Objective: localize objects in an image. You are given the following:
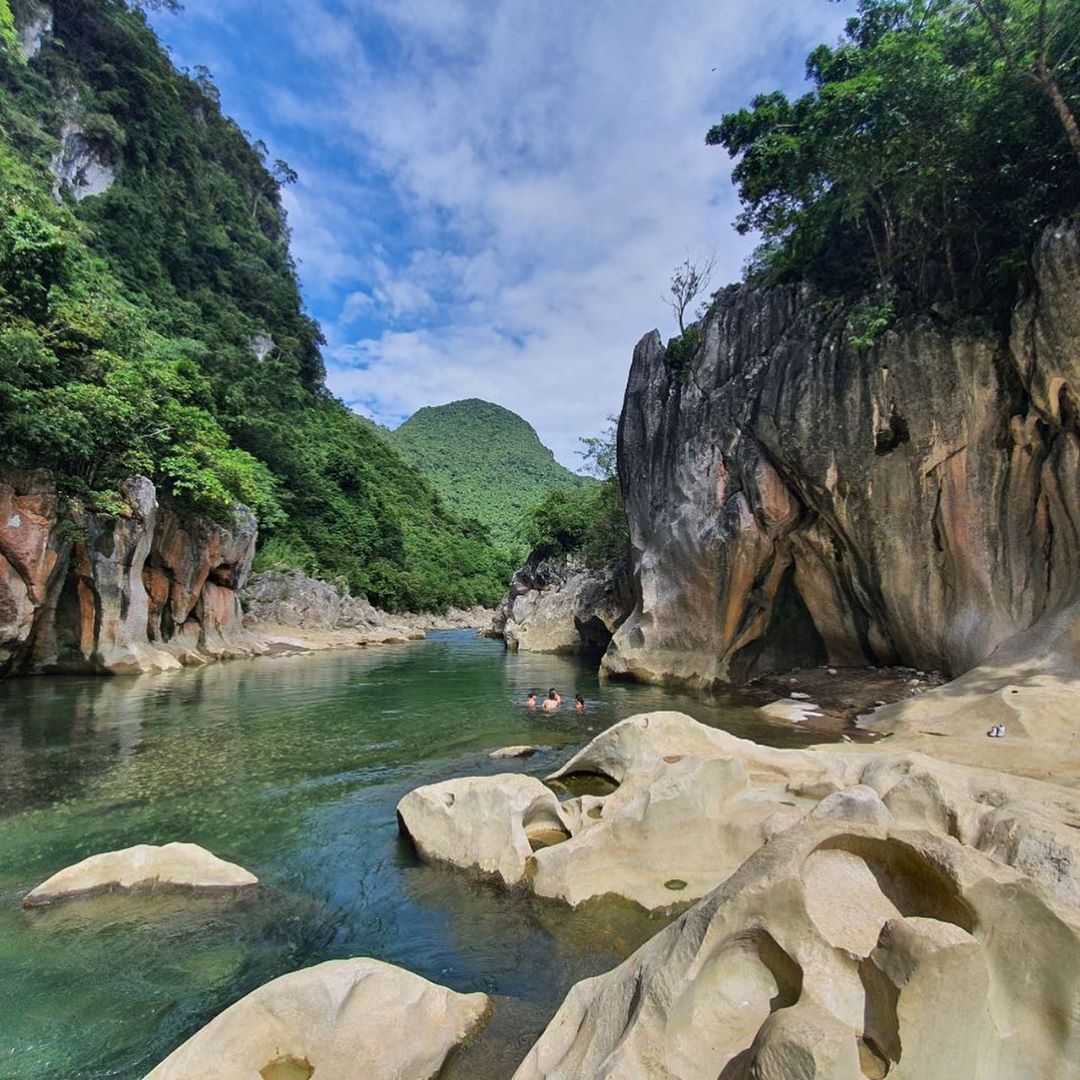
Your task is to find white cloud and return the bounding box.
[163,0,847,465]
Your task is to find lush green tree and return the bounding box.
[708,0,1080,317]
[524,420,629,568]
[0,0,513,610]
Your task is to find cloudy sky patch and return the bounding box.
[152,0,847,465]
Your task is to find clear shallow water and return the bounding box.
[0,632,825,1080]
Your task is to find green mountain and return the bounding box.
[0,0,512,611]
[391,399,587,554]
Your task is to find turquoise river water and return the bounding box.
[0,631,827,1079]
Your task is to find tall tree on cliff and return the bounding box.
[708,0,1080,316]
[970,0,1080,163]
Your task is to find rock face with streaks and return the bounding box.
[491,557,633,654]
[0,471,259,676]
[603,222,1080,689]
[144,958,490,1080]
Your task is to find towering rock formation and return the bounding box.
[0,471,257,676]
[603,222,1080,688]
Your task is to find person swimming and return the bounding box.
[574,694,585,712]
[525,690,537,709]
[542,688,560,711]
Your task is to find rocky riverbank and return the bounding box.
[397,707,1080,1078]
[0,471,492,678]
[604,221,1080,691]
[487,556,633,655]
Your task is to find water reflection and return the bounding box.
[0,632,825,1079]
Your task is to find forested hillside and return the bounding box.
[391,399,587,556]
[0,0,512,611]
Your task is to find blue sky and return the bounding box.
[150,0,847,467]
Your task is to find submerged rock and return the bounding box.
[22,842,257,907]
[489,745,544,759]
[512,820,1080,1080]
[144,958,490,1080]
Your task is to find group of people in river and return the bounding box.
[525,688,586,713]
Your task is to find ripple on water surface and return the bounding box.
[0,631,824,1080]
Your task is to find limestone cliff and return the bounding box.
[0,470,257,676]
[603,221,1080,689]
[490,557,633,655]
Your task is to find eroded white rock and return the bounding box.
[512,822,1080,1080]
[23,842,257,907]
[145,958,490,1080]
[397,774,571,886]
[399,712,1080,913]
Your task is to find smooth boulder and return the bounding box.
[397,774,571,886]
[145,958,490,1080]
[22,842,257,907]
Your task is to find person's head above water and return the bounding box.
[575,694,584,704]
[548,688,558,700]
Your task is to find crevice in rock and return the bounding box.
[874,407,911,457]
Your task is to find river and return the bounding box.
[0,631,827,1079]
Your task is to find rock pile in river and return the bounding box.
[399,711,1080,1078]
[398,712,1080,912]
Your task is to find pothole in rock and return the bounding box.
[857,1036,890,1078]
[527,827,571,852]
[803,835,976,958]
[549,773,619,798]
[260,1056,314,1080]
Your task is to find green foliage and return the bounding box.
[525,422,629,568]
[0,0,514,611]
[0,2,18,54]
[664,324,703,377]
[848,298,896,348]
[708,0,1080,318]
[390,398,587,557]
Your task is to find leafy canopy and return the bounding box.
[0,0,513,610]
[708,0,1080,317]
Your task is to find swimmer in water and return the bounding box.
[542,688,560,711]
[525,690,537,709]
[574,694,585,712]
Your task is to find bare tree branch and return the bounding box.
[665,255,716,335]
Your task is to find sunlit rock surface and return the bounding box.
[512,820,1080,1080]
[399,712,1080,913]
[398,774,572,887]
[22,842,257,907]
[604,222,1080,689]
[144,958,490,1080]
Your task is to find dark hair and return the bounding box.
[575,694,584,703]
[548,689,557,699]
[548,687,556,693]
